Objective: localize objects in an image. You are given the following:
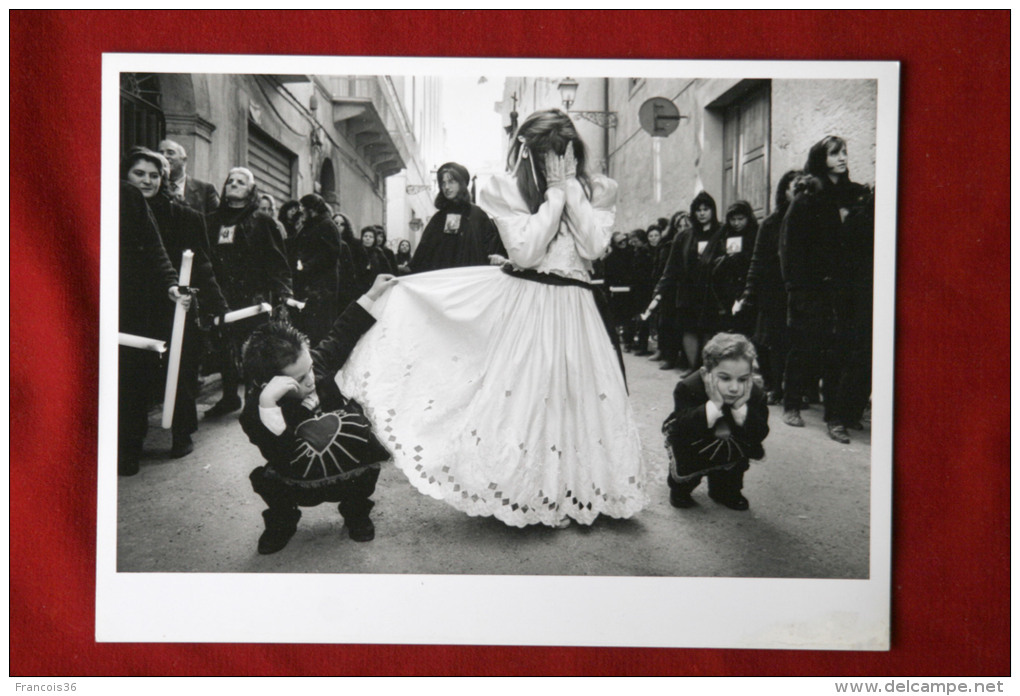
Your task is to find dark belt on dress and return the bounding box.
[501,263,627,391]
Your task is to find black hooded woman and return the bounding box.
[409,162,506,273]
[204,167,293,417]
[123,147,230,459]
[289,193,342,345]
[705,199,759,337]
[779,135,874,444]
[734,170,802,403]
[648,210,692,368]
[655,191,723,372]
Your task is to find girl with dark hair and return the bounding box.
[409,162,504,273]
[338,109,650,528]
[648,210,691,368]
[655,191,722,372]
[117,150,188,474]
[779,136,874,443]
[331,211,368,302]
[357,227,393,284]
[394,238,412,275]
[279,200,303,240]
[735,170,802,403]
[288,193,341,345]
[373,226,398,273]
[706,199,759,337]
[123,147,229,460]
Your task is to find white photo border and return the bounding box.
[98,53,899,650]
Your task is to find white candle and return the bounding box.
[118,333,167,353]
[223,302,272,324]
[162,250,194,430]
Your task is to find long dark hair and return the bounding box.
[506,109,592,214]
[299,192,330,220]
[434,162,473,210]
[805,135,849,183]
[774,169,803,212]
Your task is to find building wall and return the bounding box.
[144,72,434,244]
[607,76,878,234]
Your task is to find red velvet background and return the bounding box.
[10,11,1010,676]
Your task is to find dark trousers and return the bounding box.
[783,287,849,422]
[656,298,681,362]
[668,460,749,498]
[250,465,380,530]
[118,345,159,463]
[756,305,791,396]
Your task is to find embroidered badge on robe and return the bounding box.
[443,214,462,234]
[290,410,377,479]
[218,225,236,244]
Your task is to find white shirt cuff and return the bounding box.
[356,294,380,319]
[705,401,723,428]
[731,403,748,426]
[258,405,287,436]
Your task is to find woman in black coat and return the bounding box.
[779,135,873,444]
[289,194,342,345]
[705,199,759,337]
[649,210,691,368]
[125,148,230,459]
[735,169,801,403]
[409,162,505,273]
[359,227,393,285]
[118,156,188,474]
[656,191,722,371]
[333,212,369,298]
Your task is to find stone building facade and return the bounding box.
[495,75,877,233]
[119,72,440,245]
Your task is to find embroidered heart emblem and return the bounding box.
[295,413,342,454]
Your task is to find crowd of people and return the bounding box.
[598,135,874,446]
[118,119,872,552]
[116,138,443,476]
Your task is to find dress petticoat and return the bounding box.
[337,173,653,527]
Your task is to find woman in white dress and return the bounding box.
[338,109,652,527]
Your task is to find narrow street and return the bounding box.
[117,347,871,579]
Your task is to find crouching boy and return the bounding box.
[240,275,395,554]
[663,332,770,511]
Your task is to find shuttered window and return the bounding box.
[722,82,771,219]
[247,122,295,204]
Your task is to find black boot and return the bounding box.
[258,508,301,555]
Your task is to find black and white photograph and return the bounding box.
[98,54,899,649]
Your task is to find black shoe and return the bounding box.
[204,397,241,418]
[766,391,782,406]
[846,420,865,431]
[649,352,666,362]
[633,348,653,357]
[827,422,851,444]
[669,489,697,509]
[659,360,677,370]
[258,526,297,555]
[171,434,194,459]
[709,492,749,511]
[346,516,375,542]
[257,509,300,555]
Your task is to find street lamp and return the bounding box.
[557,77,617,129]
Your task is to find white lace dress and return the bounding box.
[337,173,652,527]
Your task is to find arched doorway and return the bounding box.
[319,158,338,207]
